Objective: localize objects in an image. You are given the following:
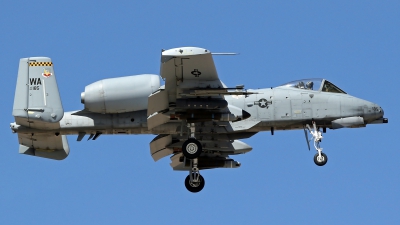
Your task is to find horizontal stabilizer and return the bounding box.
[18,133,70,160]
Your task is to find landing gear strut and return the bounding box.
[184,158,205,193]
[306,121,328,166]
[182,123,205,192]
[182,123,203,159]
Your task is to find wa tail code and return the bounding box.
[29,78,42,86]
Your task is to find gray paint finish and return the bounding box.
[10,47,387,167]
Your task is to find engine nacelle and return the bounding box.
[81,74,160,113]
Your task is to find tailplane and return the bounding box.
[18,134,70,160]
[12,57,69,160]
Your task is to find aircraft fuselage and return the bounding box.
[11,86,384,137]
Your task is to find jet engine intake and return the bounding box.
[81,74,160,113]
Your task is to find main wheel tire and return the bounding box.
[185,174,205,193]
[314,152,328,166]
[182,139,202,159]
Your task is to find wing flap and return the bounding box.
[147,112,170,130]
[150,134,174,162]
[147,89,169,117]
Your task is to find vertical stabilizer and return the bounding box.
[12,57,69,160]
[13,57,64,125]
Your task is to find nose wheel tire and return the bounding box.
[185,174,205,193]
[314,152,328,166]
[182,139,202,159]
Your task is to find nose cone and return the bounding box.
[373,103,384,118]
[364,101,384,122]
[378,105,384,118]
[377,106,388,123]
[366,103,388,124]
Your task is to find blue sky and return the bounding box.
[1,1,399,224]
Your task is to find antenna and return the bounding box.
[211,53,239,55]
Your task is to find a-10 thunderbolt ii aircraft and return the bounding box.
[10,47,388,193]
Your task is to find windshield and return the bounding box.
[279,78,347,94]
[321,80,346,94]
[280,78,323,91]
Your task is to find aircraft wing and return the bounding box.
[147,47,257,167]
[147,47,254,129]
[160,47,219,82]
[150,132,254,171]
[149,126,257,162]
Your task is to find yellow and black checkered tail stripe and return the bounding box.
[29,62,53,67]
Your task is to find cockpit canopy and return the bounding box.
[279,78,347,94]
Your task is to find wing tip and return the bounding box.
[162,47,210,56]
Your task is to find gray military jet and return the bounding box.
[10,47,388,193]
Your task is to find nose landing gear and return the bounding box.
[314,152,328,166]
[306,121,328,166]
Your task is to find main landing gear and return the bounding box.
[182,123,205,192]
[184,158,205,193]
[182,123,203,159]
[182,139,202,159]
[306,121,328,166]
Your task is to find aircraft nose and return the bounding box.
[366,103,388,124]
[366,102,384,120]
[359,100,382,122]
[378,105,384,117]
[372,103,384,118]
